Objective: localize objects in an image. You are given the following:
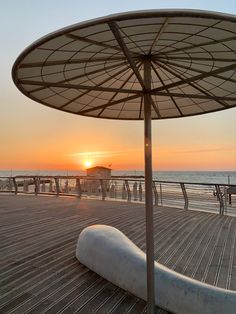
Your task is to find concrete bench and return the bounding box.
[76,224,236,314]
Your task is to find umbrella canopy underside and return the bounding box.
[13,9,236,120]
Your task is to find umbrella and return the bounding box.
[12,9,236,313]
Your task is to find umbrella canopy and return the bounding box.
[13,9,236,119]
[12,9,236,313]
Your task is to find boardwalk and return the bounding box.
[0,195,236,313]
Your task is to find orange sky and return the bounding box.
[1,97,235,171]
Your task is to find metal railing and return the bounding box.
[0,175,235,216]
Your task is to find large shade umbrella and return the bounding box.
[12,9,236,313]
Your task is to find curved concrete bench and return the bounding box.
[76,225,236,314]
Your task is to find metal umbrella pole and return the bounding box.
[144,58,155,313]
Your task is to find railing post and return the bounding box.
[9,177,13,192]
[139,182,143,201]
[122,182,127,200]
[114,181,117,199]
[76,178,82,198]
[109,183,115,198]
[152,182,158,206]
[100,179,106,200]
[23,180,29,193]
[160,184,163,206]
[95,180,100,196]
[133,181,138,201]
[228,191,232,205]
[55,177,60,195]
[181,183,188,210]
[49,179,53,192]
[64,179,69,193]
[12,178,18,195]
[33,177,39,195]
[125,180,131,202]
[224,186,227,215]
[215,184,224,215]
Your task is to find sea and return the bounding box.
[0,170,236,185]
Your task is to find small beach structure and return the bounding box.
[86,166,111,179]
[12,9,236,313]
[86,166,111,193]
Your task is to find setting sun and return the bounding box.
[84,160,92,168]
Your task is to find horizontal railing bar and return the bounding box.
[0,176,235,187]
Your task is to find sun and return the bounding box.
[84,160,92,168]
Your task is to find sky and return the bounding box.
[0,0,236,172]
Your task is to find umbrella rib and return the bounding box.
[18,56,128,68]
[98,62,142,117]
[151,63,183,116]
[119,28,146,55]
[154,62,207,113]
[150,97,161,118]
[58,63,133,109]
[149,73,162,118]
[18,79,141,94]
[150,90,236,101]
[151,62,236,93]
[155,20,221,55]
[116,63,143,119]
[156,58,236,84]
[108,21,146,90]
[148,18,169,55]
[17,61,108,80]
[66,33,127,54]
[154,60,231,107]
[164,63,231,108]
[26,60,128,94]
[46,60,127,84]
[156,35,236,56]
[156,55,236,63]
[78,94,141,115]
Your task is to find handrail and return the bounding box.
[0,175,234,186]
[0,175,236,216]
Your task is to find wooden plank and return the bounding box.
[0,195,236,314]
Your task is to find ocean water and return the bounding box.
[0,170,235,185]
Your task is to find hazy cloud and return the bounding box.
[175,147,236,154]
[69,151,124,158]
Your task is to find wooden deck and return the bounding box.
[0,195,236,314]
